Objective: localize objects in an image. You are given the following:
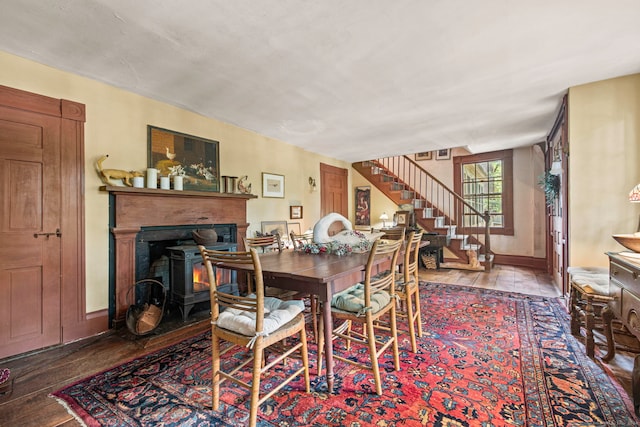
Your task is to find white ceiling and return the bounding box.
[1,1,639,162]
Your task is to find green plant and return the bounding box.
[539,171,560,206]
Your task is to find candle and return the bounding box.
[132,176,144,188]
[146,168,158,189]
[160,176,170,190]
[173,175,184,191]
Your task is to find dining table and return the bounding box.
[217,240,427,393]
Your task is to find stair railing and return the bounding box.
[369,155,491,270]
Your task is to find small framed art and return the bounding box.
[290,205,303,219]
[395,210,410,226]
[415,152,432,161]
[261,221,289,238]
[262,173,285,198]
[436,149,451,160]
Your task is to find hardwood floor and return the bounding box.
[0,265,636,426]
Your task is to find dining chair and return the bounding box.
[380,226,406,241]
[289,230,314,250]
[393,230,424,352]
[243,234,288,296]
[290,230,320,342]
[317,238,403,395]
[198,246,310,427]
[243,234,284,253]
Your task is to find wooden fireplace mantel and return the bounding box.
[102,185,257,326]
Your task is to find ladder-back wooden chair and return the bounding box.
[290,230,319,341]
[394,230,423,352]
[199,246,310,427]
[317,238,403,395]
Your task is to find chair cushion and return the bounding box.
[216,294,304,337]
[567,266,608,276]
[571,274,610,296]
[331,283,391,315]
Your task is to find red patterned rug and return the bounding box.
[51,283,638,426]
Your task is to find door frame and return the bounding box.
[0,85,102,345]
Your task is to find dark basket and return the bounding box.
[125,279,166,336]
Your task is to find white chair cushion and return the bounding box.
[216,294,304,337]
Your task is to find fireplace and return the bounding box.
[133,223,237,321]
[167,243,237,321]
[105,186,255,327]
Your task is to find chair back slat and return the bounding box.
[244,234,283,252]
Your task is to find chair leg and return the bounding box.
[211,333,221,411]
[249,342,264,427]
[405,292,417,353]
[390,305,400,371]
[583,297,596,358]
[299,324,311,392]
[310,295,318,343]
[365,315,383,395]
[413,288,423,338]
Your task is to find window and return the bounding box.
[453,149,513,235]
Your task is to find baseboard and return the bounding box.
[492,254,547,270]
[62,309,109,343]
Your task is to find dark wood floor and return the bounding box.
[0,265,636,426]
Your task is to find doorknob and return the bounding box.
[33,228,61,239]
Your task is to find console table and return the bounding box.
[607,252,640,415]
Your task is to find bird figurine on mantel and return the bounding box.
[165,147,176,160]
[237,175,252,194]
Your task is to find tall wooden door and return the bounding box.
[320,163,348,235]
[0,104,62,358]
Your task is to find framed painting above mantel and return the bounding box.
[147,125,220,192]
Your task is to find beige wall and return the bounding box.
[0,51,349,312]
[568,73,640,268]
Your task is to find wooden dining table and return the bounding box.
[218,248,395,393]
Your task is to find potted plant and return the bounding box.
[539,171,560,206]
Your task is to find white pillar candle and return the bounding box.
[132,176,144,188]
[173,175,184,191]
[146,168,158,189]
[160,176,170,190]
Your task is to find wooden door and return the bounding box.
[0,105,62,358]
[320,163,348,235]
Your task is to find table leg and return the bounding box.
[322,301,335,393]
[601,304,616,362]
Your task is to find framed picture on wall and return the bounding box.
[290,205,303,219]
[261,221,289,239]
[415,152,432,161]
[147,125,220,192]
[355,186,371,226]
[395,210,410,226]
[262,172,285,198]
[436,149,451,160]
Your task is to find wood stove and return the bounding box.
[167,243,237,321]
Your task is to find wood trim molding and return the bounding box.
[492,254,547,270]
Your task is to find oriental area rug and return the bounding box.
[51,282,638,426]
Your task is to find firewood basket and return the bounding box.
[125,279,166,336]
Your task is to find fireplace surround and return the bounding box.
[104,186,255,327]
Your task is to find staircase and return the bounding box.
[353,156,493,271]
